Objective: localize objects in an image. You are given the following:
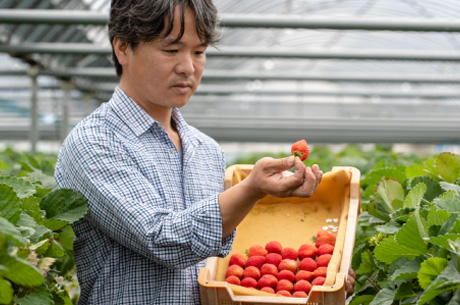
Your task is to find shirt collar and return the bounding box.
[109,87,157,137]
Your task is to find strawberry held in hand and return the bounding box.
[291,139,310,161]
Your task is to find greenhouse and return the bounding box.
[1,0,460,305]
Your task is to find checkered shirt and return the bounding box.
[55,87,235,305]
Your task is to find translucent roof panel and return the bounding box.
[0,0,459,145]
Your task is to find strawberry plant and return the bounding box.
[350,152,460,305]
[0,149,87,305]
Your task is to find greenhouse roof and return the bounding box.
[1,0,459,149]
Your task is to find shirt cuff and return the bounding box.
[190,194,235,259]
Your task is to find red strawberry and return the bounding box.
[315,230,336,248]
[316,254,332,267]
[280,247,298,261]
[246,255,266,269]
[265,253,282,268]
[265,240,283,254]
[228,253,246,268]
[291,139,310,161]
[248,244,268,257]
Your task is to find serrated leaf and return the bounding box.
[394,281,417,300]
[0,217,26,245]
[44,240,66,258]
[372,178,405,221]
[440,182,460,197]
[434,198,460,213]
[21,196,43,224]
[418,257,448,289]
[374,238,422,264]
[4,257,45,287]
[30,239,52,255]
[376,222,401,234]
[391,207,415,224]
[0,176,35,199]
[391,260,421,281]
[357,251,377,274]
[439,214,458,235]
[368,288,396,305]
[404,183,426,208]
[0,278,13,304]
[13,284,53,305]
[0,184,21,225]
[429,234,460,251]
[436,152,460,183]
[27,170,56,190]
[427,205,452,227]
[418,261,460,305]
[40,189,87,229]
[57,225,75,251]
[411,176,444,202]
[349,295,375,305]
[396,212,428,253]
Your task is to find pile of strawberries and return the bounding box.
[225,230,336,298]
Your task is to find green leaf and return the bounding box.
[357,251,377,274]
[447,287,460,305]
[418,261,460,305]
[27,170,56,190]
[16,212,38,240]
[0,184,21,224]
[429,234,460,251]
[0,278,13,304]
[390,207,414,224]
[439,214,458,236]
[44,240,66,258]
[374,238,422,264]
[427,205,452,227]
[40,189,87,230]
[0,161,10,172]
[395,212,428,253]
[21,196,43,224]
[391,260,421,281]
[440,182,460,197]
[4,257,45,287]
[411,176,444,202]
[434,198,460,213]
[418,257,449,289]
[30,239,52,255]
[406,164,429,179]
[404,183,426,208]
[349,295,375,305]
[0,176,35,199]
[57,225,75,251]
[13,284,54,305]
[372,178,405,221]
[0,217,26,245]
[436,152,460,183]
[368,288,396,305]
[376,221,401,234]
[394,281,417,300]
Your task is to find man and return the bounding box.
[55,1,323,304]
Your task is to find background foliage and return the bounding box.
[2,144,457,304]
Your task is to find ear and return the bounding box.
[113,37,130,66]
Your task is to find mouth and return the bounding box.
[171,82,193,94]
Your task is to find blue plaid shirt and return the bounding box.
[55,87,235,305]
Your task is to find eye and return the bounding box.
[164,49,178,54]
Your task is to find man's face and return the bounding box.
[117,5,207,116]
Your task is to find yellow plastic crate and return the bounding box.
[198,165,361,305]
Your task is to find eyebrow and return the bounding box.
[162,37,208,48]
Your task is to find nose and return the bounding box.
[175,53,195,76]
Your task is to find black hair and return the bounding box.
[108,0,221,77]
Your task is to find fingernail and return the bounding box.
[288,155,295,167]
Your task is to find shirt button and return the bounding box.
[170,148,175,154]
[156,125,161,130]
[184,189,188,195]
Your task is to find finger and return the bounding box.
[263,156,295,172]
[311,164,323,182]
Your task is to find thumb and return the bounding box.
[264,155,295,172]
